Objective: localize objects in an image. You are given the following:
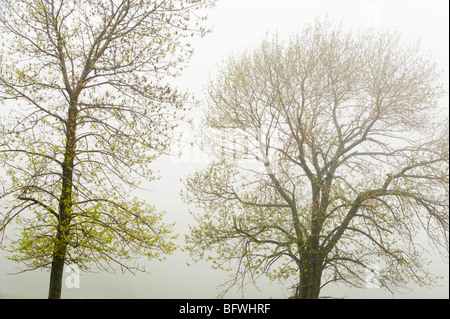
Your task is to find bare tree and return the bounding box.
[0,0,214,299]
[183,20,449,299]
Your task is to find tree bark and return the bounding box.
[293,184,325,299]
[48,230,69,299]
[297,254,323,299]
[48,99,77,299]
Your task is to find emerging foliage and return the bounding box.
[183,19,449,298]
[0,0,214,297]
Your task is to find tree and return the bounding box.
[0,0,214,299]
[183,20,449,299]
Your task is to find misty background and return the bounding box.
[1,0,449,298]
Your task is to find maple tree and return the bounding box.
[0,0,214,299]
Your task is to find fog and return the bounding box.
[1,0,449,299]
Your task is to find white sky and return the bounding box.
[1,0,449,299]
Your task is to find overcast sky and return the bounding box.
[1,0,449,299]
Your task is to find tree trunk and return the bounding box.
[293,183,327,299]
[48,230,69,299]
[47,182,73,299]
[295,252,323,299]
[48,99,77,299]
